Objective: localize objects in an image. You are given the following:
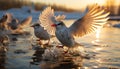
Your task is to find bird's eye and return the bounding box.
[57,23,61,25]
[36,24,40,26]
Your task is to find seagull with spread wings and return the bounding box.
[39,5,110,47]
[8,16,32,34]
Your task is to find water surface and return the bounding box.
[0,18,120,69]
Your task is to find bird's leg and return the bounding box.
[56,44,64,48]
[56,45,64,48]
[63,47,69,54]
[44,39,50,45]
[0,40,3,45]
[36,39,40,41]
[38,39,43,45]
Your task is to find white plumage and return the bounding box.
[31,23,50,45]
[39,4,110,47]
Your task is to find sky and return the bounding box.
[30,0,120,10]
[30,0,107,10]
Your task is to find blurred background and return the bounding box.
[0,0,120,16]
[0,0,120,69]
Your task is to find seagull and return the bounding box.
[0,13,14,46]
[0,13,13,30]
[31,23,50,45]
[8,16,32,34]
[39,4,110,47]
[0,29,9,46]
[0,15,7,30]
[4,13,13,23]
[8,18,19,30]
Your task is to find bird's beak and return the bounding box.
[30,25,34,27]
[51,24,57,27]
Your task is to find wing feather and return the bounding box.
[69,4,110,37]
[39,7,56,35]
[19,16,32,28]
[39,7,66,35]
[55,15,66,21]
[5,13,13,23]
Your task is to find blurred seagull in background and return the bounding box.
[39,4,110,47]
[31,23,50,45]
[0,14,7,30]
[0,13,13,30]
[8,18,19,30]
[0,13,12,45]
[4,13,13,24]
[0,29,9,46]
[8,16,32,34]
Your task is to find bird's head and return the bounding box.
[11,19,18,24]
[0,15,8,23]
[2,14,7,19]
[30,23,40,28]
[51,21,65,28]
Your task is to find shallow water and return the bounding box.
[0,18,120,69]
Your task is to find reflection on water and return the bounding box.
[30,44,85,69]
[0,45,7,69]
[0,20,120,69]
[91,28,101,45]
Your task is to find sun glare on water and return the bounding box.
[91,28,101,44]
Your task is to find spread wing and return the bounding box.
[0,15,7,23]
[18,16,32,29]
[0,13,13,23]
[5,13,13,23]
[39,7,66,35]
[55,15,66,21]
[69,4,110,37]
[39,7,56,35]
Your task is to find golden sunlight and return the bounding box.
[29,0,120,11]
[96,29,101,39]
[89,0,106,5]
[95,47,103,51]
[91,29,101,45]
